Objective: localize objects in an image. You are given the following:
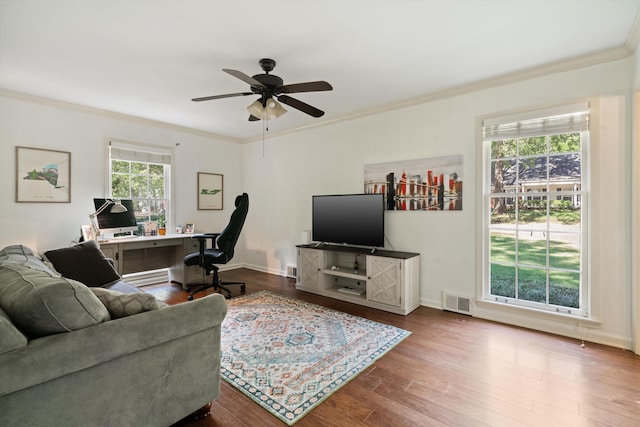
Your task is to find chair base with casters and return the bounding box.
[184,265,246,300]
[183,193,250,300]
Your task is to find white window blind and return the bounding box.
[109,140,171,165]
[483,102,589,141]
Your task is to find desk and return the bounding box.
[98,234,204,289]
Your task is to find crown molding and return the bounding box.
[354,46,633,119]
[242,46,634,144]
[626,7,640,52]
[0,88,242,144]
[2,43,635,146]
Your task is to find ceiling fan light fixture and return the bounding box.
[195,59,331,121]
[247,99,287,120]
[269,100,287,119]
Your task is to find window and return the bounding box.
[482,104,589,316]
[108,140,172,232]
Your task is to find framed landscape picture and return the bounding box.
[16,146,71,203]
[198,172,223,210]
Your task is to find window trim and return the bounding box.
[104,138,175,231]
[477,103,592,320]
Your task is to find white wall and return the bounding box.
[0,93,244,252]
[0,57,635,350]
[243,58,635,349]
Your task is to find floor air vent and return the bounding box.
[286,265,297,279]
[443,293,473,315]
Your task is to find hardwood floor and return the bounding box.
[144,269,640,427]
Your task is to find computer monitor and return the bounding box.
[92,198,138,237]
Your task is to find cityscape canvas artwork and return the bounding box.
[364,155,463,211]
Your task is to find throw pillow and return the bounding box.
[90,287,165,319]
[0,264,110,338]
[0,245,58,274]
[42,240,120,287]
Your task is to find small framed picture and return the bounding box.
[185,223,195,234]
[144,221,158,236]
[198,172,223,210]
[81,225,95,241]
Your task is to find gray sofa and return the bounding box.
[0,242,227,427]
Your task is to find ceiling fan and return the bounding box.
[192,58,333,121]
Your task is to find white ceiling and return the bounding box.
[1,0,639,142]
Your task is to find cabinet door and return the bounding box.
[182,238,205,285]
[98,244,121,274]
[366,256,401,307]
[298,248,323,289]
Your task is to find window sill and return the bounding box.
[475,299,602,329]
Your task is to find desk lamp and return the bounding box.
[89,199,128,238]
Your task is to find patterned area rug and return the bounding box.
[220,291,411,425]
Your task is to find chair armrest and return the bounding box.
[190,233,220,240]
[191,233,220,252]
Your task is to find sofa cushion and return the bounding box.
[0,245,58,274]
[0,306,27,354]
[0,264,110,338]
[90,287,165,319]
[42,240,120,287]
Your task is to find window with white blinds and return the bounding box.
[108,140,173,232]
[482,103,589,317]
[483,103,589,140]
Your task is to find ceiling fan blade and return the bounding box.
[276,81,333,94]
[192,92,253,102]
[248,115,260,121]
[277,95,325,118]
[223,69,266,88]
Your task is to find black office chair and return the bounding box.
[183,193,249,300]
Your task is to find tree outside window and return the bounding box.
[111,159,168,228]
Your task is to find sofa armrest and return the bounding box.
[0,293,227,397]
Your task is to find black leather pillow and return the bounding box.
[43,240,120,287]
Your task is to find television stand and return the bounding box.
[295,244,420,315]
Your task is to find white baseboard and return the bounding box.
[228,267,633,350]
[420,297,442,310]
[421,295,630,349]
[241,263,288,277]
[472,303,632,350]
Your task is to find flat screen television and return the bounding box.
[312,194,385,248]
[93,198,138,236]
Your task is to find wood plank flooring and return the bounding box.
[144,268,640,427]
